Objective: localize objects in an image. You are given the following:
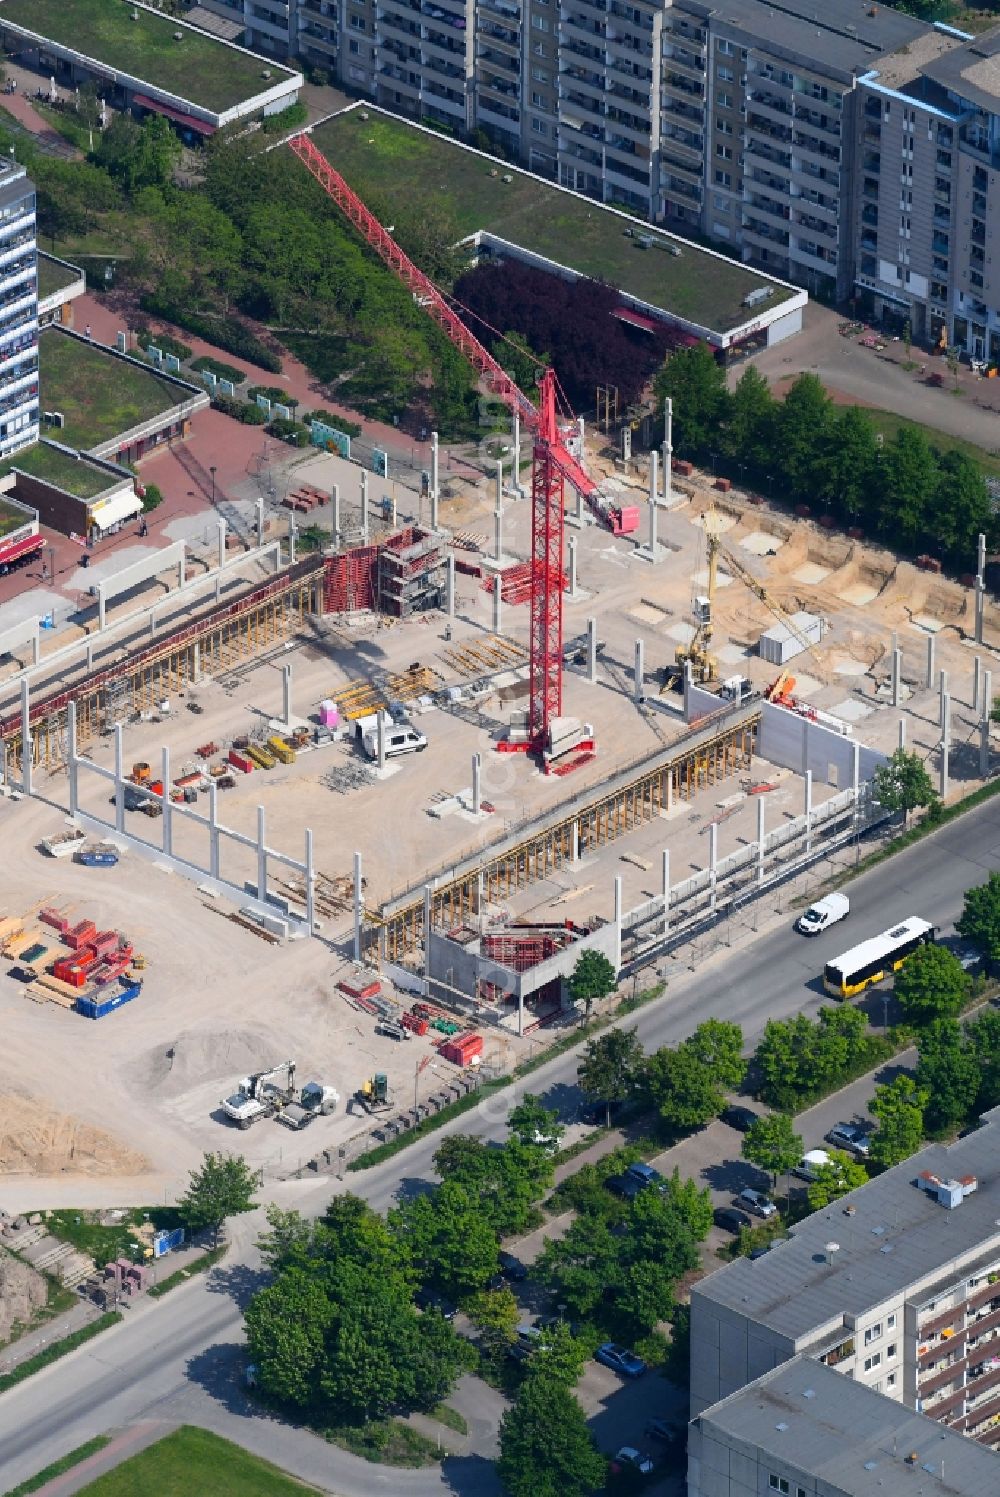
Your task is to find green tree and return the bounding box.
[498,1377,606,1497]
[894,943,971,1025]
[820,405,880,524]
[577,1027,644,1126]
[496,329,548,397]
[257,1205,313,1273]
[872,748,937,824]
[958,872,1000,967]
[616,1256,675,1335]
[869,1075,927,1168]
[878,426,938,550]
[178,1151,262,1247]
[567,950,617,1021]
[687,1019,746,1091]
[244,1265,332,1406]
[530,1320,589,1388]
[507,1093,563,1150]
[391,1180,499,1299]
[721,365,774,476]
[916,1019,980,1133]
[465,1287,519,1371]
[805,1149,868,1211]
[644,1043,726,1130]
[537,1214,621,1320]
[653,342,729,458]
[931,451,994,570]
[774,374,832,502]
[742,1113,802,1190]
[95,113,180,195]
[968,1009,1000,1113]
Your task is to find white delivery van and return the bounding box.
[361,723,427,761]
[796,892,850,936]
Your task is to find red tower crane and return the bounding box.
[287,131,638,757]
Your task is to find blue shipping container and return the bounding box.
[76,978,142,1020]
[153,1226,186,1259]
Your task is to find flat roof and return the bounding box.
[867,29,965,95]
[0,0,297,114]
[37,253,83,306]
[311,108,798,337]
[712,0,931,80]
[0,441,126,501]
[920,25,1000,113]
[694,1106,1000,1343]
[38,330,195,452]
[696,1357,1000,1495]
[0,492,32,537]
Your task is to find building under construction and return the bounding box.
[323,525,445,617]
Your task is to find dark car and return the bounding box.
[497,1251,528,1282]
[595,1342,647,1378]
[608,1162,663,1200]
[714,1206,752,1234]
[721,1105,759,1133]
[414,1288,457,1320]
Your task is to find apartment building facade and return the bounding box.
[690,1109,1000,1454]
[0,161,38,463]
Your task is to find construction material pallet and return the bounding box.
[439,634,528,678]
[450,530,486,552]
[333,666,440,720]
[483,562,568,606]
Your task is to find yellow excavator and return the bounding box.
[666,508,820,697]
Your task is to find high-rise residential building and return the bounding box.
[689,1105,1000,1490]
[0,159,39,462]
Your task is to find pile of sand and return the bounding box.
[0,1094,149,1177]
[130,1025,290,1097]
[0,1247,46,1342]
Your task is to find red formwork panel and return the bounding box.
[65,921,97,951]
[324,546,379,614]
[40,908,68,933]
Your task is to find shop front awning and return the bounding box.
[613,305,661,334]
[132,94,215,137]
[89,490,142,531]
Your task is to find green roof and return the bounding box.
[37,253,82,304]
[311,110,797,335]
[0,492,31,536]
[0,0,297,114]
[0,441,124,500]
[38,329,193,451]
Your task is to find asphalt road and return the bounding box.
[3,797,999,1494]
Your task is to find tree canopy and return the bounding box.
[567,951,617,1019]
[916,1020,979,1134]
[958,872,1000,967]
[742,1113,802,1189]
[178,1152,261,1247]
[872,749,938,822]
[498,1375,606,1497]
[869,1075,927,1168]
[806,1149,869,1210]
[894,944,971,1025]
[577,1027,644,1126]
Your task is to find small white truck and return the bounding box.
[795,892,850,936]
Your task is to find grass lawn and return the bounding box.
[38,329,191,450]
[6,1436,111,1497]
[77,1427,320,1495]
[0,0,297,114]
[313,109,794,333]
[865,405,1000,478]
[0,493,31,536]
[43,1206,185,1268]
[37,253,82,303]
[0,442,120,500]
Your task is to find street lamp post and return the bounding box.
[210,465,217,505]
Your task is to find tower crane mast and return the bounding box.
[287,130,638,757]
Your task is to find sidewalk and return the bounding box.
[0,1297,98,1376]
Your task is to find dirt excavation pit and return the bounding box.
[836,557,896,608]
[0,1094,149,1177]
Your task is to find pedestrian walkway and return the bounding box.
[0,1297,98,1375]
[33,1420,176,1497]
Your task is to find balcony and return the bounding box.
[745,113,792,146]
[932,231,950,254]
[606,104,649,134]
[860,230,877,253]
[562,35,604,65]
[861,205,878,228]
[563,88,605,118]
[793,131,839,164]
[742,217,790,249]
[659,150,701,181]
[748,92,793,123]
[479,21,518,48]
[561,67,606,101]
[933,207,951,228]
[662,172,701,202]
[661,72,703,101]
[971,221,986,247]
[478,45,518,74]
[660,127,701,162]
[662,47,704,79]
[744,138,791,171]
[561,13,606,44]
[478,0,520,17]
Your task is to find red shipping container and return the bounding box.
[339,976,382,1000]
[228,749,254,774]
[65,921,97,951]
[40,908,67,933]
[54,948,97,981]
[92,931,119,957]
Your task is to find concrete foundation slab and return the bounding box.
[792,563,831,585]
[833,657,869,676]
[666,621,697,645]
[740,531,785,556]
[630,603,669,626]
[786,672,823,697]
[912,614,945,634]
[693,568,733,588]
[829,698,875,722]
[716,643,750,663]
[692,511,737,533]
[837,584,879,607]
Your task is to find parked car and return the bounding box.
[608,1161,663,1199]
[714,1206,752,1234]
[507,1324,543,1362]
[792,1148,832,1183]
[595,1342,647,1378]
[645,1418,684,1445]
[738,1188,777,1219]
[721,1105,759,1133]
[414,1288,457,1320]
[497,1250,528,1282]
[825,1123,871,1157]
[611,1446,655,1475]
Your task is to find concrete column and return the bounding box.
[493,574,502,634]
[634,638,645,703]
[571,821,580,865]
[976,532,987,646]
[192,639,201,682]
[851,741,861,803]
[353,851,363,962]
[387,492,397,530]
[647,450,659,559]
[114,723,124,832]
[662,396,673,506]
[613,875,623,974]
[567,535,578,598]
[891,648,901,708]
[86,641,93,673]
[709,822,718,912]
[666,768,674,816]
[282,665,293,727]
[288,521,297,566]
[209,780,220,878]
[98,582,106,633]
[360,472,369,543]
[926,632,935,689]
[67,701,78,816]
[898,717,907,751]
[512,410,522,495]
[756,795,766,886]
[577,415,585,450]
[377,709,386,772]
[939,669,949,728]
[446,553,455,617]
[804,768,813,854]
[256,498,265,549]
[981,669,993,778]
[256,804,267,902]
[178,553,186,589]
[430,432,439,530]
[587,616,597,683]
[940,692,951,800]
[18,678,32,796]
[662,848,670,939]
[161,745,172,857]
[423,883,433,979]
[974,655,983,714]
[305,828,316,936]
[494,461,503,561]
[331,484,341,549]
[217,519,226,570]
[472,753,481,816]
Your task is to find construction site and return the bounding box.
[0,132,997,1213]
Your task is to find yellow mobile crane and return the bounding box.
[668,509,821,694]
